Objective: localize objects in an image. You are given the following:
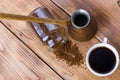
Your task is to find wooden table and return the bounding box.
[0,0,120,80]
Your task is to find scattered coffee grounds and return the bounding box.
[52,40,83,66]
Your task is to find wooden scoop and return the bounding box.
[0,13,70,26]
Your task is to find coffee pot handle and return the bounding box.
[103,37,108,43]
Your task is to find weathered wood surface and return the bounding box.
[52,0,120,79]
[0,0,120,80]
[52,0,120,52]
[0,22,62,80]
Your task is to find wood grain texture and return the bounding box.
[52,0,120,53]
[52,0,120,80]
[0,56,22,80]
[0,0,98,80]
[1,0,120,80]
[0,0,101,80]
[0,23,62,80]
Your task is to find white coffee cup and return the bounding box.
[86,37,119,76]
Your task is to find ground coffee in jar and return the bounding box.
[29,7,83,66]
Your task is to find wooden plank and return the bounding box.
[52,0,120,53]
[0,0,98,80]
[51,0,120,80]
[0,55,22,80]
[0,0,102,80]
[0,23,62,80]
[0,24,38,80]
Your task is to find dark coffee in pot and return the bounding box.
[73,14,88,27]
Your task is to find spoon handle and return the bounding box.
[0,13,70,26]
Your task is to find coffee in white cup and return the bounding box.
[86,37,119,76]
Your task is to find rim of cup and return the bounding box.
[86,43,119,76]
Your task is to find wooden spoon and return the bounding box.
[0,13,70,26]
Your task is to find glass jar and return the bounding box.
[29,7,67,47]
